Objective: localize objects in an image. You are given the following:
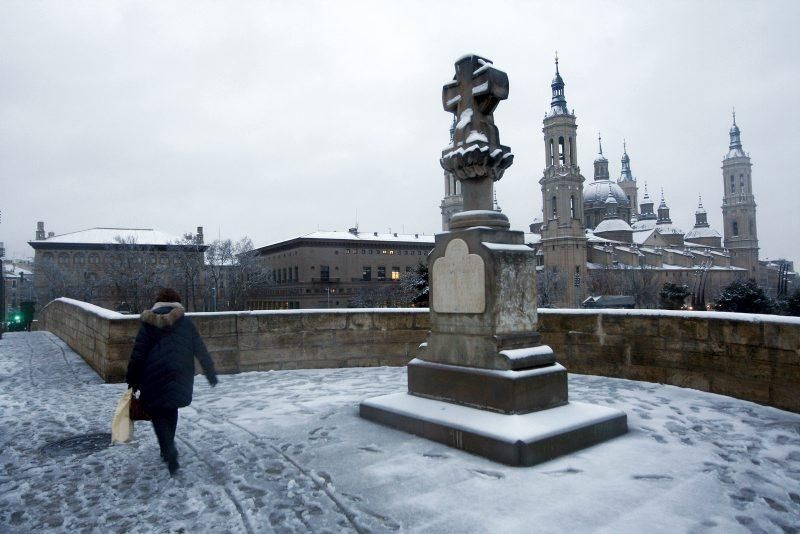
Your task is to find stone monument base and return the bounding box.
[360,393,627,467]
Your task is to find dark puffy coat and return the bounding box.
[125,304,217,412]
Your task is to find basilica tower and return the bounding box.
[721,112,759,276]
[617,141,639,222]
[440,117,463,230]
[539,56,587,307]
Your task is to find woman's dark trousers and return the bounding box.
[150,408,179,472]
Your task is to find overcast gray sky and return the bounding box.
[1,1,798,265]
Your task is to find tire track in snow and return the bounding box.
[188,404,372,534]
[175,434,257,534]
[43,332,82,384]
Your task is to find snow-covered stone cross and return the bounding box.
[440,54,513,222]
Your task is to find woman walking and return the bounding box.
[126,288,218,475]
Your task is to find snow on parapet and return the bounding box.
[538,307,800,326]
[54,298,130,320]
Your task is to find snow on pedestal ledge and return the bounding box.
[360,393,627,467]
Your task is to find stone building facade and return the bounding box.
[28,224,208,312]
[248,230,434,309]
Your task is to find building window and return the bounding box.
[58,254,69,265]
[89,254,99,265]
[74,254,84,265]
[549,139,554,166]
[558,136,565,164]
[320,265,330,282]
[294,266,298,281]
[570,196,575,219]
[733,221,739,236]
[159,256,168,265]
[378,266,386,281]
[730,175,735,193]
[551,196,558,218]
[740,174,744,192]
[362,266,372,281]
[391,267,400,281]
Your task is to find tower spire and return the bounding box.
[598,132,603,155]
[728,108,743,153]
[549,52,568,115]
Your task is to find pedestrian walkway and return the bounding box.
[1,331,799,532]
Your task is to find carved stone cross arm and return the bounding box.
[440,55,513,183]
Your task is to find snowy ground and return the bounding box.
[1,332,799,533]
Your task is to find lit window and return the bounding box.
[391,267,400,280]
[377,266,386,280]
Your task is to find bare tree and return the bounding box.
[537,267,565,307]
[226,237,272,311]
[169,233,206,312]
[105,236,168,312]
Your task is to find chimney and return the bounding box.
[196,226,204,244]
[373,232,378,237]
[47,232,55,238]
[36,221,45,241]
[393,233,398,237]
[414,233,419,238]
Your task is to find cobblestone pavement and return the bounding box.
[1,331,799,533]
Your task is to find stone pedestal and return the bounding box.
[360,228,627,466]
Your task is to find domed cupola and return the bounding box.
[593,132,609,180]
[593,190,633,243]
[655,189,685,246]
[685,195,722,248]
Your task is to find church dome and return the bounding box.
[584,180,629,207]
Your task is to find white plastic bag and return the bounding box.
[111,388,134,444]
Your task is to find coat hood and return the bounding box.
[141,302,185,329]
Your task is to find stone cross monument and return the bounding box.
[361,55,627,466]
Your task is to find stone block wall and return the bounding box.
[538,309,800,413]
[38,299,800,413]
[38,298,430,383]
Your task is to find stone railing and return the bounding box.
[38,298,430,383]
[38,299,799,413]
[537,309,800,413]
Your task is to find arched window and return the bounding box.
[570,196,575,218]
[739,174,744,191]
[58,253,69,265]
[732,221,739,236]
[549,139,555,166]
[730,175,735,193]
[558,136,565,164]
[551,196,558,218]
[568,137,574,165]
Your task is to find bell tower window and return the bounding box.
[551,196,558,218]
[568,137,574,165]
[549,139,555,166]
[570,196,575,218]
[732,221,739,236]
[730,175,735,193]
[558,136,565,164]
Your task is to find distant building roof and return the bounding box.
[3,265,32,277]
[28,227,205,251]
[254,230,435,254]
